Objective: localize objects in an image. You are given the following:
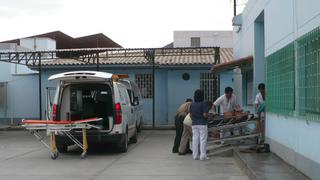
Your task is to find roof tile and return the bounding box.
[39,48,233,67]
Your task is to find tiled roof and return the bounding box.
[36,48,233,67]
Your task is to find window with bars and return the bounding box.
[135,74,153,99]
[200,73,218,102]
[297,26,320,122]
[191,37,201,47]
[266,43,295,115]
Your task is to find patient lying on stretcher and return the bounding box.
[207,110,253,139]
[209,86,250,124]
[208,110,252,126]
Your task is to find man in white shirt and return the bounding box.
[255,83,265,143]
[213,87,240,114]
[255,83,265,113]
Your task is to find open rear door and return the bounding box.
[45,87,56,120]
[48,71,114,82]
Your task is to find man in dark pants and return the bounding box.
[172,99,192,153]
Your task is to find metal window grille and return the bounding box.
[135,74,153,99]
[298,26,320,121]
[266,43,295,115]
[0,82,7,109]
[200,73,218,102]
[191,37,201,47]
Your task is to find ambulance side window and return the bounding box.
[119,86,129,105]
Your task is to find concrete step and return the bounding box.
[234,149,311,180]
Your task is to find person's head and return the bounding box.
[177,101,192,117]
[224,87,233,99]
[258,83,265,94]
[194,89,204,102]
[185,98,193,103]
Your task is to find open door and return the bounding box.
[46,87,56,120]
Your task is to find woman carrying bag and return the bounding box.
[178,113,193,155]
[172,99,192,153]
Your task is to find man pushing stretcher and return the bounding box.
[212,86,241,115]
[212,86,249,123]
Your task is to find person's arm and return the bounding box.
[235,105,241,111]
[203,112,209,119]
[213,96,223,113]
[203,109,209,118]
[203,102,210,119]
[233,96,241,111]
[212,105,217,113]
[189,104,193,118]
[254,94,260,110]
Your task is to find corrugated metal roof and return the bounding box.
[212,55,253,74]
[1,31,122,53]
[220,48,233,64]
[38,48,233,67]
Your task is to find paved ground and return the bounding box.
[0,130,248,180]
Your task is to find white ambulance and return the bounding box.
[48,71,143,152]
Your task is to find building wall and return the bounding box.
[234,0,320,179]
[167,70,203,124]
[20,38,56,51]
[173,30,234,113]
[219,70,234,96]
[0,62,11,82]
[38,67,211,126]
[174,31,233,48]
[0,73,39,124]
[0,43,40,124]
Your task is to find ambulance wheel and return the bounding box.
[118,129,128,152]
[137,122,142,133]
[130,124,138,144]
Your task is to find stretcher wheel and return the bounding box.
[51,152,59,160]
[81,152,87,159]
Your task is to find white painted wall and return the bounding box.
[0,42,38,75]
[20,37,56,51]
[234,0,320,179]
[174,31,233,48]
[0,39,57,123]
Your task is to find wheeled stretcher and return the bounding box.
[206,113,262,156]
[21,118,102,160]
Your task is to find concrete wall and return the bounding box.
[219,70,234,96]
[0,42,38,75]
[167,70,202,124]
[20,38,56,51]
[0,40,53,124]
[0,43,40,124]
[0,62,11,82]
[234,0,320,179]
[174,31,233,48]
[0,73,39,124]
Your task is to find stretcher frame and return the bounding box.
[21,118,103,160]
[206,114,262,156]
